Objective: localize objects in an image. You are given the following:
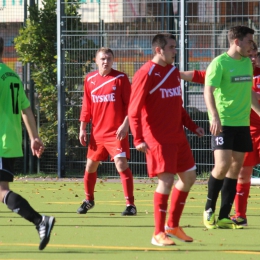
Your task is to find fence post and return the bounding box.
[57,0,66,178]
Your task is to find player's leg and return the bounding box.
[151,172,175,246]
[218,151,244,222]
[77,159,100,214]
[165,169,196,243]
[0,158,55,250]
[114,157,136,216]
[77,139,108,214]
[165,141,196,242]
[232,165,252,226]
[203,149,232,229]
[107,138,136,215]
[217,126,251,229]
[144,143,178,246]
[232,133,260,226]
[204,127,236,229]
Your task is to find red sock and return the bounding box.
[235,182,251,218]
[167,187,188,228]
[119,168,134,205]
[83,171,97,201]
[154,192,169,235]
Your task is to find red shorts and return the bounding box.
[146,140,195,178]
[87,136,130,161]
[243,131,260,166]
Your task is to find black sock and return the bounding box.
[205,175,224,212]
[4,191,42,226]
[219,177,237,220]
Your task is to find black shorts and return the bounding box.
[211,126,253,152]
[0,158,15,182]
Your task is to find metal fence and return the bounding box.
[1,0,260,177]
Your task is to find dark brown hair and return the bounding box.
[152,33,176,54]
[228,25,254,42]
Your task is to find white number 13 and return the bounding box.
[215,137,224,145]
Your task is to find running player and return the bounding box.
[128,33,204,246]
[0,36,55,250]
[77,47,136,216]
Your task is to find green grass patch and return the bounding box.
[1,180,260,259]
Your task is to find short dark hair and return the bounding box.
[96,47,114,58]
[257,52,260,59]
[152,33,176,54]
[0,37,4,56]
[228,25,254,42]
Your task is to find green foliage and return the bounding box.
[14,0,97,151]
[14,0,58,145]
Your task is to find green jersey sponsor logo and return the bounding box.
[231,75,252,83]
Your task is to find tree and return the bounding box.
[14,0,97,170]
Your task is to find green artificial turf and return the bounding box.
[1,179,260,260]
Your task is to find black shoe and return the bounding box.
[36,215,55,250]
[77,200,95,214]
[121,205,137,216]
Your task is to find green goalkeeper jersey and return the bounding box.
[0,63,30,157]
[205,52,253,126]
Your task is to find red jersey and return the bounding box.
[128,61,198,147]
[80,69,131,141]
[250,66,260,132]
[192,69,260,132]
[192,70,206,84]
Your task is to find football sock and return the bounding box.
[83,171,97,201]
[3,191,42,226]
[154,192,169,235]
[234,182,251,218]
[119,168,134,205]
[219,177,237,220]
[167,187,188,228]
[205,174,224,212]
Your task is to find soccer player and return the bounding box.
[77,47,136,216]
[232,42,260,226]
[128,33,204,246]
[0,36,55,250]
[202,25,260,229]
[180,42,260,227]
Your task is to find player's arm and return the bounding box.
[128,71,150,153]
[22,107,44,158]
[181,107,204,137]
[116,116,129,140]
[79,121,88,146]
[204,85,221,136]
[251,90,260,116]
[116,75,131,140]
[79,78,91,146]
[179,71,194,81]
[180,70,206,84]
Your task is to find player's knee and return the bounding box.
[4,191,23,210]
[115,158,128,172]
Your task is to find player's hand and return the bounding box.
[136,142,149,153]
[116,124,128,140]
[31,138,44,158]
[79,129,87,146]
[195,127,205,137]
[210,116,222,136]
